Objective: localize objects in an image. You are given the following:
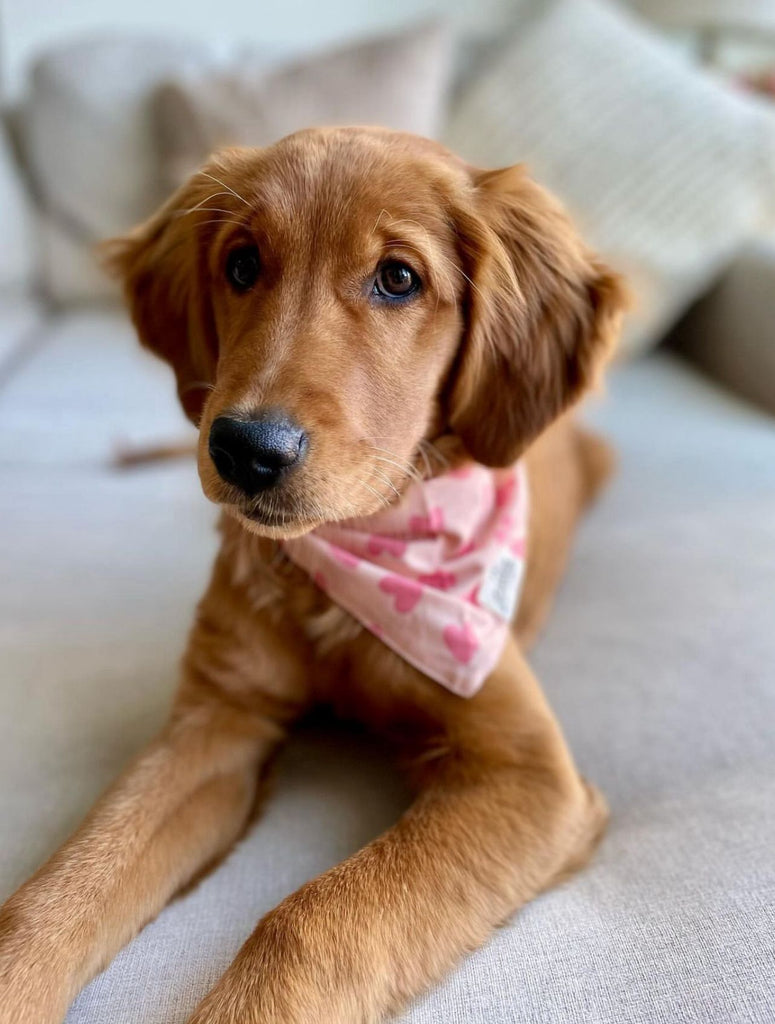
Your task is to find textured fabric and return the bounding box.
[627,0,775,33]
[18,35,210,305]
[155,22,452,191]
[0,125,35,295]
[669,236,775,417]
[283,462,528,696]
[0,298,45,371]
[0,314,774,1022]
[444,0,775,358]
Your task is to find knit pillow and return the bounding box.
[444,0,775,357]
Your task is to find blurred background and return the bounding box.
[3,0,775,377]
[1,2,774,1023]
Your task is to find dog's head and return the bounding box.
[109,127,625,538]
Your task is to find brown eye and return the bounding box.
[373,260,420,300]
[226,245,260,291]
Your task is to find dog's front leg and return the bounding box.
[0,564,312,1024]
[186,640,607,1024]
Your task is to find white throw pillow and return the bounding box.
[444,0,775,357]
[155,22,452,191]
[0,124,35,296]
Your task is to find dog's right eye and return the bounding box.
[226,246,260,292]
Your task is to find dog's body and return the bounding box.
[0,127,625,1024]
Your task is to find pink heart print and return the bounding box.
[495,476,517,509]
[379,574,423,613]
[330,544,360,569]
[418,571,457,590]
[367,535,407,558]
[494,514,515,543]
[410,507,444,534]
[510,537,526,559]
[443,621,480,664]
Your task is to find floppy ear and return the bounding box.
[447,165,626,466]
[104,176,220,424]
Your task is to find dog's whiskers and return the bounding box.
[189,192,242,212]
[369,452,423,485]
[369,442,438,483]
[196,170,251,207]
[418,439,449,472]
[367,465,402,500]
[360,480,392,508]
[190,219,251,231]
[175,206,239,218]
[414,443,433,479]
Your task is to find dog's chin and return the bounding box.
[225,486,391,540]
[227,504,322,540]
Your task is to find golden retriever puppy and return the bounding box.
[0,126,625,1024]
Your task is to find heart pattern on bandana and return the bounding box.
[379,574,423,613]
[443,622,480,664]
[418,570,457,590]
[410,507,444,534]
[330,545,359,569]
[367,535,407,558]
[510,537,526,559]
[495,476,517,508]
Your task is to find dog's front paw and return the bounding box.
[185,982,255,1024]
[186,972,324,1024]
[186,994,254,1024]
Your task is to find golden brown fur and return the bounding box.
[0,127,626,1024]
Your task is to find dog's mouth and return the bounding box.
[241,505,297,527]
[228,501,322,539]
[216,455,411,539]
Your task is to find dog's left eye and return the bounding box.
[373,260,421,300]
[226,245,260,292]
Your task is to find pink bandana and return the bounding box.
[282,462,528,697]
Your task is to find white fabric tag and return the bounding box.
[478,548,524,621]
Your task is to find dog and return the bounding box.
[0,126,626,1024]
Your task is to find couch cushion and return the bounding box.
[445,0,775,359]
[669,236,775,418]
[0,331,773,1023]
[0,308,192,464]
[156,22,452,192]
[0,124,36,296]
[0,298,46,371]
[18,35,210,306]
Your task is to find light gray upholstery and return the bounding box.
[0,298,44,370]
[0,312,773,1023]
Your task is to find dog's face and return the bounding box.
[110,127,624,538]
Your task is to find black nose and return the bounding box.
[208,412,308,495]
